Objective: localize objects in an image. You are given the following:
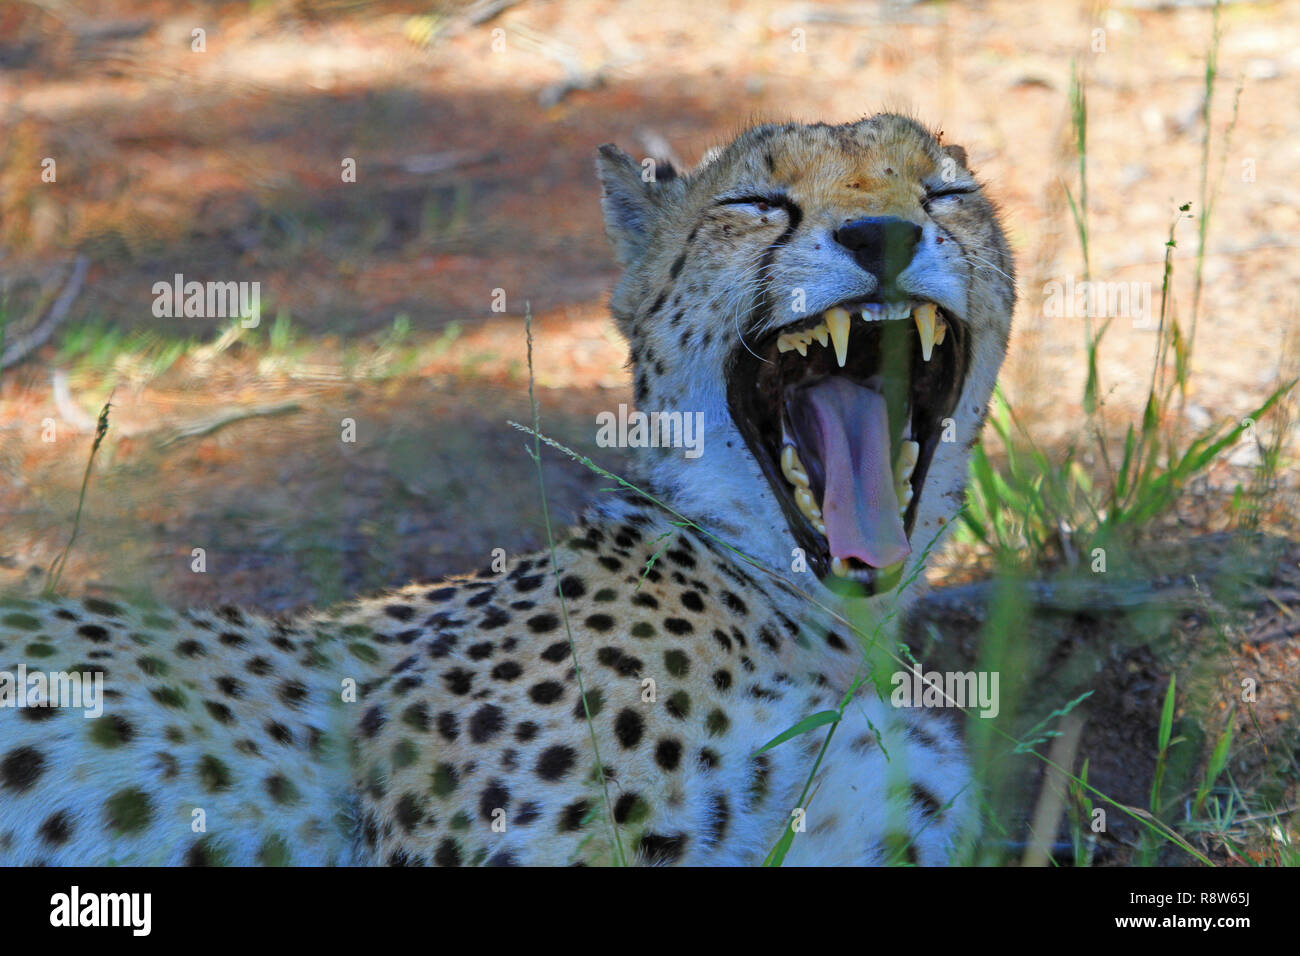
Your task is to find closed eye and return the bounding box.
[715,195,790,215]
[925,184,978,203]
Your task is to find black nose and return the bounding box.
[833,216,922,295]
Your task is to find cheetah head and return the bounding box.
[597,114,1014,597]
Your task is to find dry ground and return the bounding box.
[1,0,1297,864]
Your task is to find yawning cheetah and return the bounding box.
[0,113,1013,866]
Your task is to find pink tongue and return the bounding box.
[802,377,910,569]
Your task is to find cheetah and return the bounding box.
[0,114,1014,866]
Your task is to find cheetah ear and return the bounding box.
[942,144,968,168]
[596,143,669,268]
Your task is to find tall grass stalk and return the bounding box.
[520,302,626,866]
[44,402,112,595]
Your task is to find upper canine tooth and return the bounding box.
[825,307,851,367]
[914,303,938,361]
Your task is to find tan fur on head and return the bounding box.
[595,114,1015,603]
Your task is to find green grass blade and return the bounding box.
[753,710,841,756]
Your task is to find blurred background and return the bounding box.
[1,0,1298,865]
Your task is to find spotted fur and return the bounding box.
[0,114,1013,866]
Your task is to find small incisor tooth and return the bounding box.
[794,486,821,519]
[896,481,913,514]
[812,323,828,347]
[914,303,938,361]
[777,335,794,353]
[825,307,851,367]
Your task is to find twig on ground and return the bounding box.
[1,256,90,370]
[154,401,300,448]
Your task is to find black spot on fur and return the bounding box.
[559,799,590,832]
[558,575,586,599]
[278,680,308,707]
[443,668,474,696]
[910,784,942,819]
[83,597,122,616]
[395,792,426,832]
[639,832,687,864]
[720,591,748,615]
[0,749,42,790]
[529,680,564,705]
[491,660,522,681]
[38,810,73,845]
[479,780,510,821]
[655,738,682,771]
[527,613,559,633]
[360,705,386,738]
[434,838,461,866]
[479,607,510,629]
[540,641,569,662]
[437,711,460,741]
[536,745,577,781]
[614,709,644,749]
[708,792,731,846]
[77,624,110,643]
[468,703,506,743]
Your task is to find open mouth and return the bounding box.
[727,299,969,593]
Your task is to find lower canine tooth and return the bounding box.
[831,557,850,577]
[896,440,919,480]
